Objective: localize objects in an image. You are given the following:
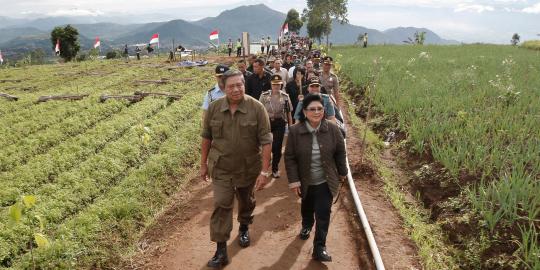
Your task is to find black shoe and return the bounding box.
[238,229,250,248]
[207,247,229,268]
[312,246,332,262]
[299,227,311,240]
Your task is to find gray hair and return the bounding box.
[221,69,245,86]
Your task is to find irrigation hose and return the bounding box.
[344,138,386,270]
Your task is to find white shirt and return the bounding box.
[287,66,296,83]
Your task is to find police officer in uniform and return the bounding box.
[202,64,229,119]
[319,56,341,102]
[294,77,336,123]
[201,69,273,268]
[259,74,293,178]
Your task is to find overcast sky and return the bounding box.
[1,0,539,43]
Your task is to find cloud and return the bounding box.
[522,2,540,13]
[46,8,105,17]
[454,4,495,13]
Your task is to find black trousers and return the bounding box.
[237,47,242,57]
[270,118,286,173]
[301,182,333,248]
[228,48,232,57]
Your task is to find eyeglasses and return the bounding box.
[306,106,324,112]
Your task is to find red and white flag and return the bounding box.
[94,37,100,48]
[282,23,289,34]
[149,33,159,44]
[209,30,219,40]
[55,39,60,55]
[0,50,3,64]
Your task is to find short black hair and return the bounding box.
[254,58,265,66]
[293,66,306,78]
[299,94,324,122]
[302,94,323,110]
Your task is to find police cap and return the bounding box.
[215,64,230,76]
[271,74,283,84]
[323,56,333,64]
[308,77,321,86]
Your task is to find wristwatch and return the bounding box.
[260,171,271,177]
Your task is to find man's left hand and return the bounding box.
[255,174,269,191]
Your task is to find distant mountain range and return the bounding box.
[0,4,459,60]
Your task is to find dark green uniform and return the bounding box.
[201,95,272,242]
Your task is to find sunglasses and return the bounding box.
[306,106,324,112]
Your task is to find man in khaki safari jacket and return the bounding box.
[200,69,273,268]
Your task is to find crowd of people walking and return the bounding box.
[200,33,348,268]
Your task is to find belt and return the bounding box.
[270,117,285,121]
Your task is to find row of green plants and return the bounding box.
[0,101,125,173]
[3,95,204,269]
[1,56,212,268]
[0,58,140,114]
[335,44,539,268]
[0,98,168,207]
[521,40,540,51]
[0,63,202,205]
[0,57,186,172]
[0,92,201,266]
[0,99,95,149]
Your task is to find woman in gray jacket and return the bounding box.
[284,94,348,262]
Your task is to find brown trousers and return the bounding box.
[210,178,256,242]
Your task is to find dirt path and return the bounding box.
[127,156,370,270]
[125,101,421,270]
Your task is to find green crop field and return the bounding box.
[0,59,212,268]
[335,44,539,269]
[521,40,540,51]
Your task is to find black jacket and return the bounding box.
[246,71,272,100]
[285,81,304,113]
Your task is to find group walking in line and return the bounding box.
[200,33,348,268]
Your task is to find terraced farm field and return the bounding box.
[0,59,212,268]
[2,45,538,269]
[336,45,539,269]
